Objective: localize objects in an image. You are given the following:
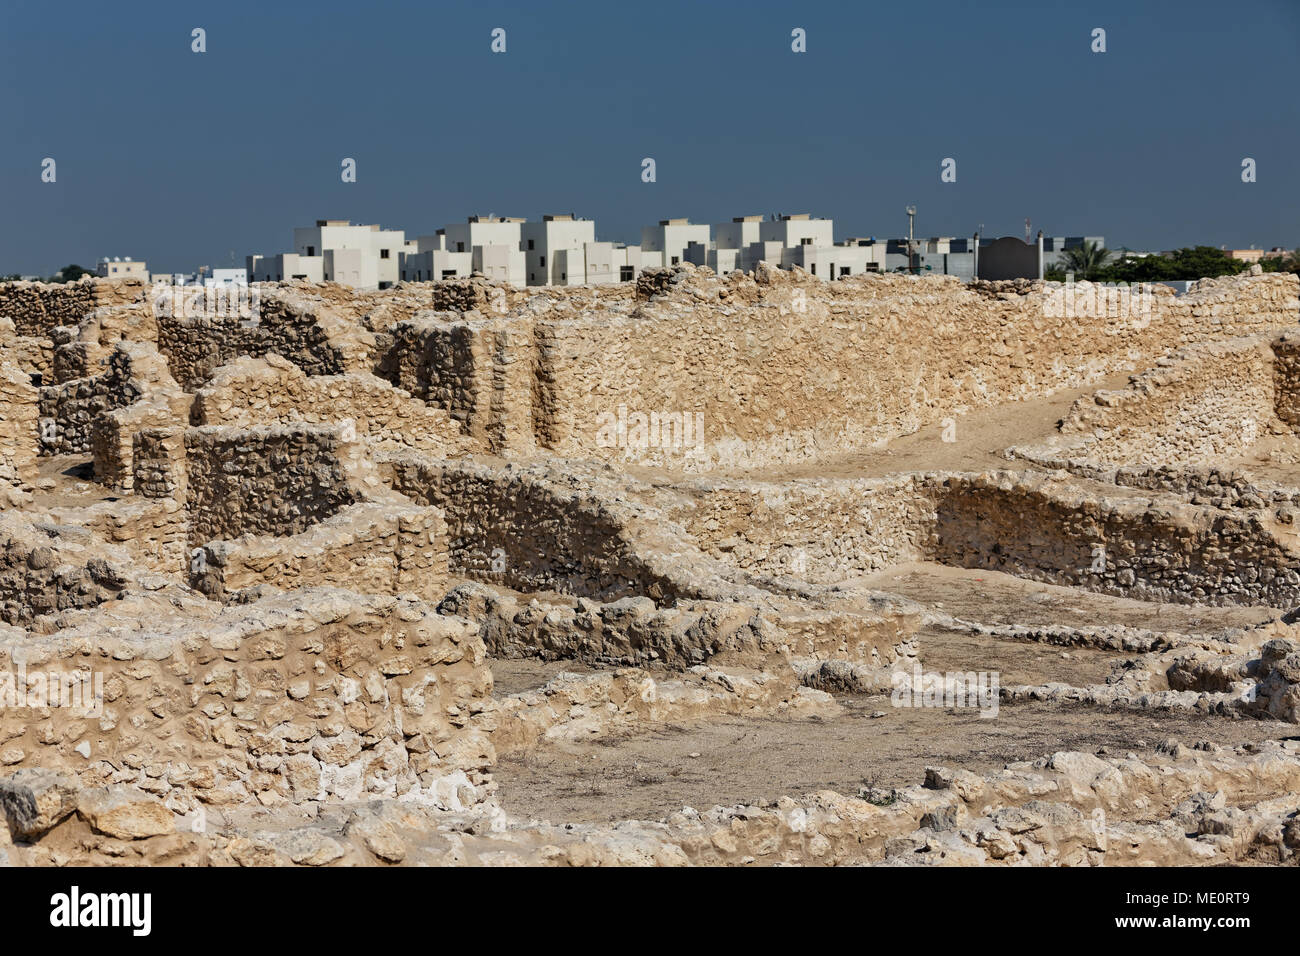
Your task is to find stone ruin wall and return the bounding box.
[0,514,132,626]
[931,473,1300,607]
[0,278,145,339]
[182,423,369,547]
[381,269,1299,471]
[379,455,686,601]
[677,475,936,584]
[1011,334,1285,474]
[0,364,39,491]
[190,354,467,455]
[0,589,494,811]
[192,502,448,604]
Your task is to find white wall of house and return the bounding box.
[641,220,710,268]
[521,216,596,286]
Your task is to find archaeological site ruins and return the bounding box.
[2,264,1300,867]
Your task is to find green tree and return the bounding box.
[48,264,93,283]
[1057,240,1111,280]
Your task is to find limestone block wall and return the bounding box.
[155,294,368,389]
[0,317,52,384]
[381,268,1297,471]
[190,354,467,455]
[931,472,1300,607]
[0,588,494,809]
[183,423,371,546]
[0,514,132,625]
[1018,336,1281,468]
[38,341,182,458]
[382,310,539,454]
[0,278,144,338]
[677,475,937,583]
[1272,332,1300,427]
[47,496,188,577]
[132,427,187,500]
[379,454,714,602]
[191,501,448,603]
[0,364,39,490]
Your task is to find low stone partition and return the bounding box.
[0,277,144,338]
[156,291,373,389]
[676,473,935,583]
[0,363,39,491]
[191,501,448,602]
[379,453,746,602]
[0,513,134,625]
[0,587,494,812]
[191,353,468,455]
[38,341,184,458]
[931,472,1300,607]
[438,581,788,669]
[183,422,373,546]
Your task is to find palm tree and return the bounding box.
[1058,240,1111,280]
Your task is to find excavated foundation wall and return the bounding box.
[0,278,145,338]
[192,502,448,603]
[190,354,466,454]
[155,295,371,389]
[678,475,935,583]
[0,365,39,490]
[0,515,132,625]
[930,473,1300,607]
[671,469,1300,607]
[379,455,685,601]
[382,270,1298,470]
[183,423,367,546]
[0,589,494,810]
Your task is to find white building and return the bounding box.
[97,257,149,281]
[205,268,248,286]
[641,219,710,268]
[522,215,598,286]
[246,252,324,283]
[688,214,887,281]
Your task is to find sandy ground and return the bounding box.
[855,562,1278,634]
[492,695,1298,825]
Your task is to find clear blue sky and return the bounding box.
[1,0,1296,274]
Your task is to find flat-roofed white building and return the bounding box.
[641,218,710,268]
[246,253,324,283]
[759,213,834,249]
[290,219,405,289]
[522,215,597,286]
[97,257,149,280]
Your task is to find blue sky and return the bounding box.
[1,0,1296,274]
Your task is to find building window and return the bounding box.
[539,256,545,266]
[442,270,456,278]
[307,246,315,256]
[620,266,634,281]
[839,266,850,277]
[810,264,816,275]
[671,256,679,265]
[801,238,813,245]
[561,273,566,281]
[529,273,535,281]
[456,242,465,252]
[380,249,390,259]
[527,239,535,250]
